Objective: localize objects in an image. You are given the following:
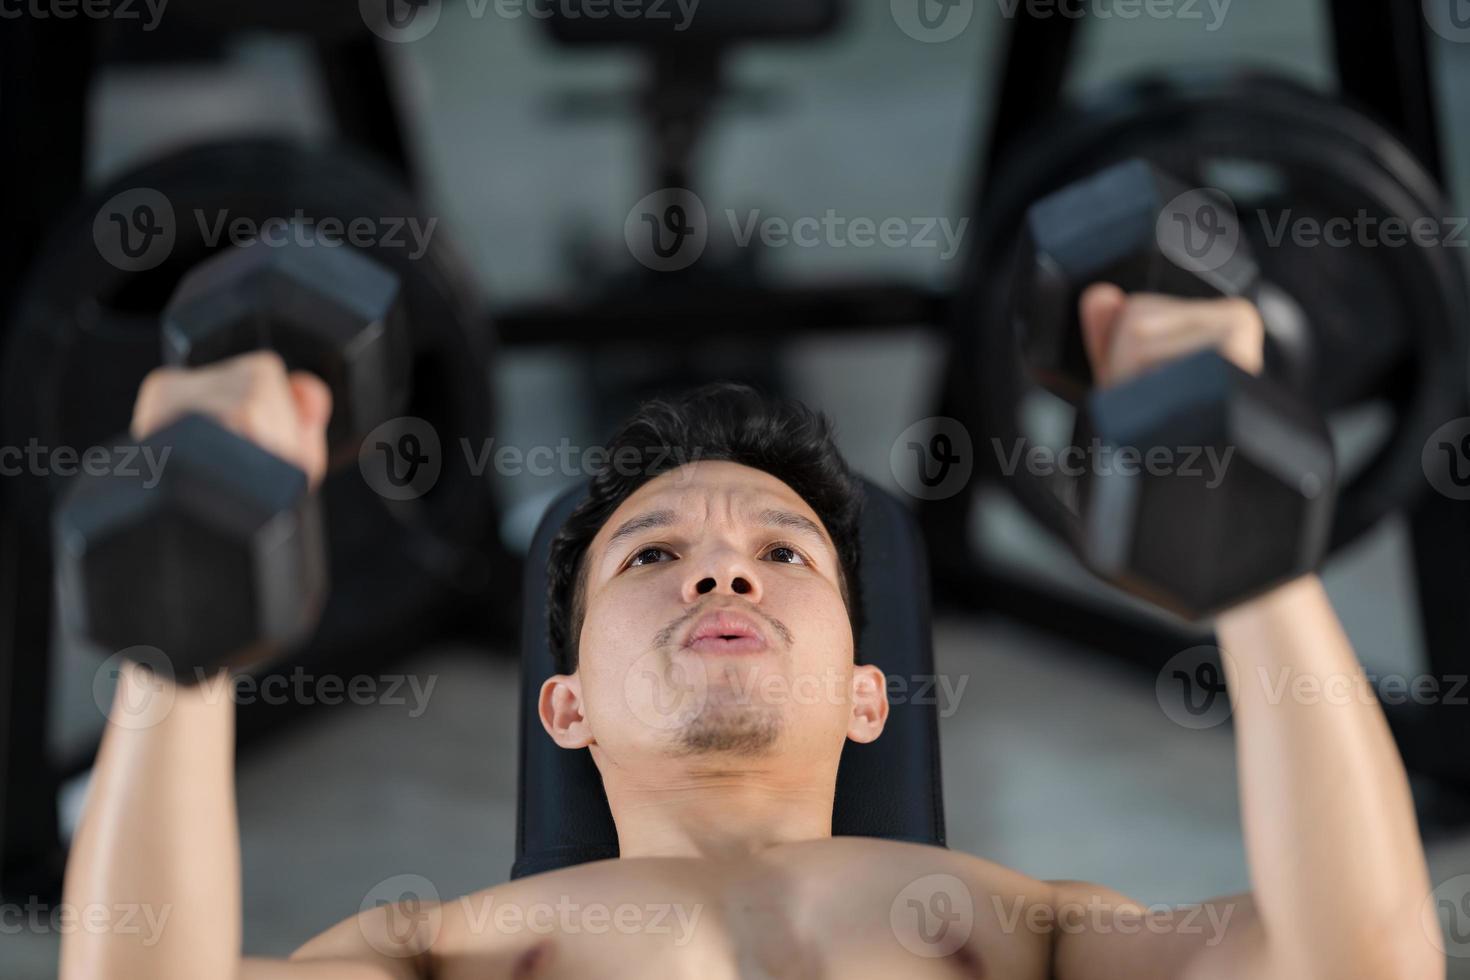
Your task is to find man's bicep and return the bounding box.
[1048,880,1271,980]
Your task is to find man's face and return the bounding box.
[539,460,887,771]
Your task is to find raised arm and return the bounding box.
[60,355,420,980]
[1049,287,1440,980]
[62,663,243,978]
[1211,576,1438,979]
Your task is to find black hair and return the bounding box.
[546,382,866,674]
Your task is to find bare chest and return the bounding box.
[431,852,1050,980]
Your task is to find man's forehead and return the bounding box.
[593,464,831,552]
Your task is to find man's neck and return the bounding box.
[603,762,837,861]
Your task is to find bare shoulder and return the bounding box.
[283,857,714,968]
[1039,877,1265,980]
[802,839,1265,980]
[778,841,1268,980]
[276,875,567,975]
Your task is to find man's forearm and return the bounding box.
[60,663,242,980]
[1216,575,1440,980]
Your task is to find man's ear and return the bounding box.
[539,673,594,749]
[846,664,889,744]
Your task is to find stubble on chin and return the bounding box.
[674,682,783,756]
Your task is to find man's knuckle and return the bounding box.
[241,349,287,379]
[137,367,179,403]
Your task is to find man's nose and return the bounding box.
[683,550,762,603]
[692,573,754,598]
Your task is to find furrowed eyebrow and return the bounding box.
[605,509,679,551]
[758,509,832,551]
[602,506,832,557]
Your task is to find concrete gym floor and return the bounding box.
[12,1,1470,975]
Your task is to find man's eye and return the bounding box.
[628,546,673,568]
[764,544,807,565]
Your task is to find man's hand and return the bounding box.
[1078,282,1264,386]
[133,350,333,488]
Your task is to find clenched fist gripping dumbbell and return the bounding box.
[55,239,409,679]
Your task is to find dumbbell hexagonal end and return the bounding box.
[161,238,409,460]
[54,414,328,679]
[1074,350,1335,618]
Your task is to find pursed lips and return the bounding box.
[681,609,770,653]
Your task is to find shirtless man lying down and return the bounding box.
[61,284,1443,979]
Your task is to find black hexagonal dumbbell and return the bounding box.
[54,237,409,681]
[1016,158,1336,617]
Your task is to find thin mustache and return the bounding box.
[654,604,794,649]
